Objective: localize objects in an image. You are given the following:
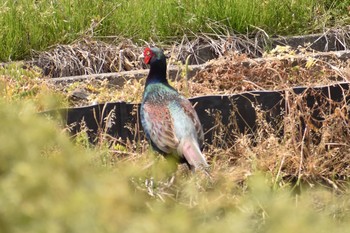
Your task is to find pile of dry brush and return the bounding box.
[204,85,350,190]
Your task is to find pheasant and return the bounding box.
[140,47,209,172]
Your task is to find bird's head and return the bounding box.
[142,47,165,65]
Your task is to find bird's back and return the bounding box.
[141,82,203,155]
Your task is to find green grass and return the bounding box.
[0,62,66,111]
[1,0,349,61]
[1,99,350,233]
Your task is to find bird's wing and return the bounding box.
[178,98,204,146]
[142,102,180,153]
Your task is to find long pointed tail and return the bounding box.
[179,138,209,171]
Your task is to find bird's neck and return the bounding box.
[145,59,168,86]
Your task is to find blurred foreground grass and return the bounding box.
[1,99,350,233]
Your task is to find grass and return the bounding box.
[1,0,349,61]
[1,99,350,233]
[0,62,66,111]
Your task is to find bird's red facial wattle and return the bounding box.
[143,48,153,64]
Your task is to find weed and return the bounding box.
[1,0,349,61]
[0,62,66,111]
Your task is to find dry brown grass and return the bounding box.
[43,45,350,107]
[30,27,350,80]
[199,85,350,190]
[192,51,349,95]
[32,38,145,78]
[30,32,269,79]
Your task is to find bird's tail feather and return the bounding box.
[180,138,209,171]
